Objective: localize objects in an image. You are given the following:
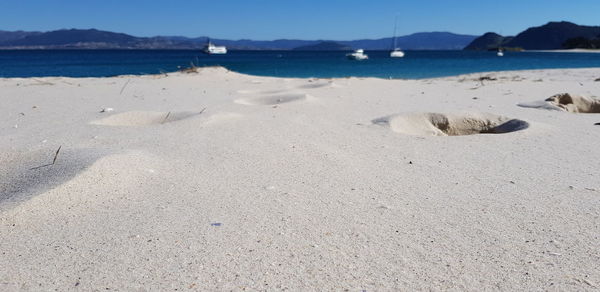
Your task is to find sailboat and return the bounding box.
[390,17,405,58]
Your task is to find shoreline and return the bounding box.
[3,49,600,81]
[529,48,600,53]
[2,65,600,82]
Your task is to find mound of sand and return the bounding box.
[519,93,600,113]
[544,93,600,113]
[372,112,529,136]
[91,110,203,126]
[0,148,103,207]
[235,93,311,106]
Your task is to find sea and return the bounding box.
[1,50,600,79]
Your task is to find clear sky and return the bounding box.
[2,0,599,40]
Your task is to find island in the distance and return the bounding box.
[464,21,600,51]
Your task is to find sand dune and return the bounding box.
[372,112,529,136]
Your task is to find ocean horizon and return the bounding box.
[2,49,600,79]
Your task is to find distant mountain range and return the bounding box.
[0,29,195,49]
[340,32,476,50]
[2,21,599,51]
[292,41,353,51]
[463,33,514,51]
[0,30,42,43]
[464,21,600,50]
[0,29,476,50]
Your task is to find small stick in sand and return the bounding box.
[30,146,62,170]
[199,107,207,114]
[120,79,131,95]
[161,112,171,124]
[52,146,62,165]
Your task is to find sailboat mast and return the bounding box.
[392,16,398,50]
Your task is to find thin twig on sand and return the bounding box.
[52,146,62,165]
[161,112,171,124]
[30,146,62,170]
[120,79,131,95]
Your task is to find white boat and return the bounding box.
[390,17,405,58]
[391,50,405,58]
[347,49,368,60]
[203,39,227,55]
[497,48,504,57]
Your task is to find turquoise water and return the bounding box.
[1,50,599,79]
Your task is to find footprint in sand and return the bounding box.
[91,110,205,126]
[235,93,313,106]
[518,93,600,113]
[372,112,529,136]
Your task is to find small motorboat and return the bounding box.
[203,39,227,55]
[347,49,368,60]
[497,48,504,57]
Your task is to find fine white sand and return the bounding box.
[533,49,600,53]
[1,67,600,291]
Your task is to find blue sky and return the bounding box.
[2,0,599,40]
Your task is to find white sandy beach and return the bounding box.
[533,49,600,53]
[1,67,600,291]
